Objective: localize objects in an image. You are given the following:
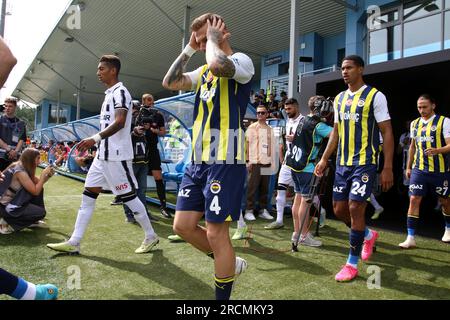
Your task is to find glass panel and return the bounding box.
[376,9,399,25]
[404,0,443,21]
[445,11,450,48]
[404,14,442,57]
[369,25,401,64]
[36,105,42,125]
[48,105,68,124]
[446,0,450,9]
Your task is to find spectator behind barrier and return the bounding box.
[74,146,97,173]
[0,148,55,234]
[0,97,27,171]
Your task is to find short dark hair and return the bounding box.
[343,55,365,68]
[418,93,436,104]
[4,97,17,106]
[99,55,121,74]
[284,98,298,106]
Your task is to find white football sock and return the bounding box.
[69,194,97,245]
[237,213,246,229]
[369,194,382,211]
[125,197,157,240]
[19,281,36,300]
[275,190,286,224]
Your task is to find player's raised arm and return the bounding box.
[205,17,235,78]
[162,33,197,91]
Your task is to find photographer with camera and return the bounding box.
[119,100,159,223]
[285,96,333,251]
[0,98,27,171]
[135,93,171,219]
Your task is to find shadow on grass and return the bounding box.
[80,250,213,300]
[0,227,71,248]
[236,237,331,276]
[372,263,450,299]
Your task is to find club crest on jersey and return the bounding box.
[200,87,216,101]
[345,99,353,107]
[210,181,221,194]
[431,126,437,132]
[357,99,365,107]
[361,174,369,183]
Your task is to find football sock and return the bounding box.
[237,213,246,229]
[69,191,98,245]
[155,179,166,209]
[346,229,365,268]
[407,215,419,237]
[0,268,36,300]
[215,275,234,300]
[275,190,286,224]
[364,227,373,241]
[125,197,156,239]
[369,194,382,211]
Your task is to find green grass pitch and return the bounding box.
[1,172,449,300]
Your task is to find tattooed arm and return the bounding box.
[162,32,198,91]
[162,52,193,91]
[205,17,235,78]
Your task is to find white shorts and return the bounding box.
[85,157,138,196]
[278,164,294,187]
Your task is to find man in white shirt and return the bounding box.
[47,55,159,255]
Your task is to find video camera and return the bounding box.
[312,96,334,126]
[135,103,158,129]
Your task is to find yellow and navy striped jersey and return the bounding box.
[411,115,449,173]
[335,86,381,166]
[192,64,252,163]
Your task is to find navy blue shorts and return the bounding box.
[409,169,450,197]
[291,171,314,196]
[333,164,377,202]
[176,163,246,223]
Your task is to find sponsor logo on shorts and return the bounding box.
[333,186,344,193]
[115,183,129,191]
[361,174,369,183]
[409,184,423,192]
[210,181,221,194]
[444,180,448,187]
[178,189,191,198]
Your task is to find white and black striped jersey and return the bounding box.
[97,82,133,161]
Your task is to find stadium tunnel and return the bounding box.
[301,50,450,238]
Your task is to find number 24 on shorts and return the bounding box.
[351,181,367,196]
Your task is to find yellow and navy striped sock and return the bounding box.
[214,275,235,300]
